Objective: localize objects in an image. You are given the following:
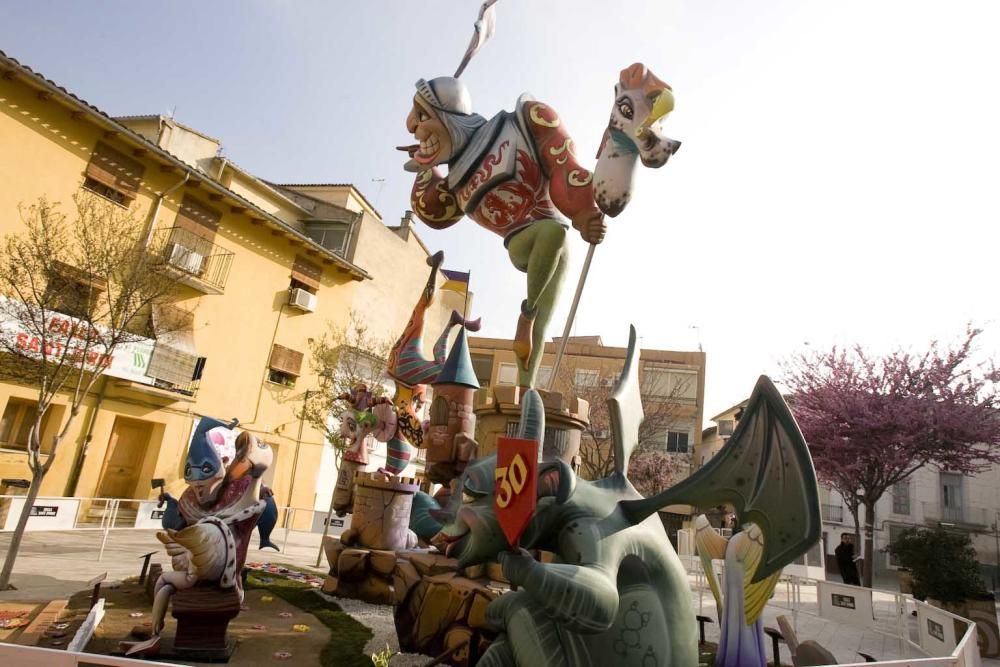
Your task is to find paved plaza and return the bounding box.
[1,528,998,665]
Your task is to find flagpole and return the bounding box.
[546,243,595,391]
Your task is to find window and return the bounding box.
[0,399,53,453]
[43,261,106,319]
[644,367,698,399]
[536,366,553,389]
[289,255,322,294]
[574,369,599,387]
[470,354,494,386]
[304,223,349,255]
[82,177,130,207]
[84,141,145,206]
[717,419,735,437]
[497,362,517,386]
[268,344,304,387]
[940,473,963,523]
[175,195,221,242]
[892,481,911,515]
[665,430,690,453]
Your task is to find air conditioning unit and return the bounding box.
[600,378,614,387]
[594,429,610,439]
[167,243,204,275]
[288,287,317,313]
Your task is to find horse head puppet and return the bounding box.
[594,62,681,217]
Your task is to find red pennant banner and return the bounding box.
[494,436,539,546]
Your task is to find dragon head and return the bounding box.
[429,455,575,567]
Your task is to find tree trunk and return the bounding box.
[862,500,875,589]
[0,472,44,590]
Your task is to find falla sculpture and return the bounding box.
[388,4,820,666]
[125,418,274,657]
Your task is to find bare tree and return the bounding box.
[550,362,696,486]
[0,194,185,590]
[299,311,392,465]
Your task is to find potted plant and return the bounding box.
[885,527,998,657]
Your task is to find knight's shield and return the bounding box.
[494,437,538,546]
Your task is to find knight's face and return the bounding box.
[406,96,453,166]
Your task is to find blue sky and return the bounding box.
[3,0,998,418]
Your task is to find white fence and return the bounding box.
[0,644,178,667]
[0,494,350,561]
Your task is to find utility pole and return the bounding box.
[284,389,311,532]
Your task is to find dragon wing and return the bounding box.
[620,375,821,582]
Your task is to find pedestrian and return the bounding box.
[835,534,861,586]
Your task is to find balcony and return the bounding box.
[151,226,233,294]
[921,501,990,528]
[822,503,845,524]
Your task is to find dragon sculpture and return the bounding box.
[420,327,821,666]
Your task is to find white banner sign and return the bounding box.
[1,497,80,531]
[0,296,156,385]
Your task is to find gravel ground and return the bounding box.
[318,591,427,666]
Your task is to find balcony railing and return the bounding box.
[151,226,234,294]
[821,503,845,523]
[921,501,990,527]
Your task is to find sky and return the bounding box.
[2,0,998,420]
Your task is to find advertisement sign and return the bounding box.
[1,497,79,531]
[494,437,539,546]
[0,296,156,386]
[917,603,959,655]
[310,511,350,535]
[134,501,168,529]
[817,581,874,628]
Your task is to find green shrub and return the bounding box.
[884,527,987,603]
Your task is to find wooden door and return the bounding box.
[97,419,152,498]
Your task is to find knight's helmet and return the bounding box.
[414,77,486,158]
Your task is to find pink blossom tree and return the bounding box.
[782,327,1000,587]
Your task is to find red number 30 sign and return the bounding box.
[494,437,538,546]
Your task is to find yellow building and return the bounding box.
[468,335,706,470]
[0,50,464,523]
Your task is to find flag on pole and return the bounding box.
[454,0,499,78]
[494,436,538,546]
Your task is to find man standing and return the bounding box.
[402,76,606,389]
[835,534,861,586]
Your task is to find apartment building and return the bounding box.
[0,50,463,521]
[469,335,706,466]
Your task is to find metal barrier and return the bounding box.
[686,555,983,666]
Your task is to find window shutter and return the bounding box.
[86,142,145,199]
[290,256,322,290]
[269,344,303,376]
[175,195,221,240]
[147,304,199,385]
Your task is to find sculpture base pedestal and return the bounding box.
[171,585,241,659]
